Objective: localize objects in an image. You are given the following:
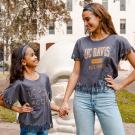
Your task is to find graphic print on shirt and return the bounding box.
[26,87,49,107]
[84,46,111,70]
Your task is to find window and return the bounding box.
[120,0,126,11]
[102,0,108,10]
[67,0,72,11]
[49,22,55,34]
[120,19,126,34]
[67,20,72,34]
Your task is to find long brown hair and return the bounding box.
[10,44,28,83]
[83,3,117,35]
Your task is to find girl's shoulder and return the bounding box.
[39,73,49,80]
[4,79,22,93]
[10,79,22,86]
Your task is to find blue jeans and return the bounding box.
[73,87,125,135]
[20,128,48,135]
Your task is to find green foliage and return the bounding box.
[0,0,70,61]
[0,106,16,122]
[116,90,135,123]
[0,0,70,45]
[0,71,9,78]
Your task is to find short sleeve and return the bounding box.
[118,36,135,60]
[71,40,81,61]
[3,81,20,109]
[46,76,52,101]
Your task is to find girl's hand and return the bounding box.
[15,103,33,113]
[59,102,70,117]
[105,75,123,91]
[50,101,60,112]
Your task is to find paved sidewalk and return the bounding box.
[0,121,135,135]
[0,121,19,135]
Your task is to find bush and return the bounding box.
[4,63,9,71]
[0,61,3,67]
[0,62,9,71]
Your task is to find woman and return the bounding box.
[60,2,135,135]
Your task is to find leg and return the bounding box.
[20,129,37,135]
[95,88,125,135]
[73,91,95,135]
[20,130,48,135]
[37,130,48,135]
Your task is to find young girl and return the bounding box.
[60,2,135,135]
[0,44,60,135]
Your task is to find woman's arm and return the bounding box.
[63,60,80,102]
[119,50,135,87]
[105,50,135,90]
[59,61,80,116]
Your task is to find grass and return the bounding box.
[0,90,134,123]
[0,71,9,78]
[0,106,16,122]
[116,90,135,123]
[0,71,16,122]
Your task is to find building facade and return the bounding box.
[38,0,135,70]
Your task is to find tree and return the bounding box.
[0,0,70,61]
[79,0,93,7]
[0,0,70,44]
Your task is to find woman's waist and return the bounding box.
[76,79,107,88]
[75,80,109,93]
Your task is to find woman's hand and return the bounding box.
[12,103,33,113]
[59,102,70,117]
[105,75,123,91]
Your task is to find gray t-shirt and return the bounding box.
[3,73,52,131]
[72,35,134,92]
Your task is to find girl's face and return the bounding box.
[82,10,101,33]
[22,47,38,68]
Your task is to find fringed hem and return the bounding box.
[75,80,108,94]
[121,47,135,60]
[20,122,53,132]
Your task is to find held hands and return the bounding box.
[59,102,70,117]
[105,75,123,91]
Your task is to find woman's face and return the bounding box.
[82,10,101,33]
